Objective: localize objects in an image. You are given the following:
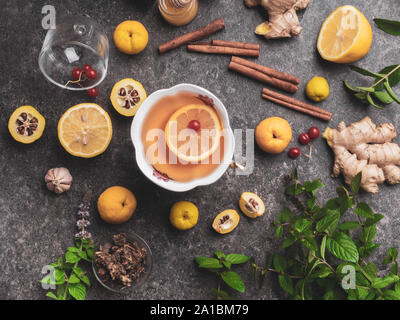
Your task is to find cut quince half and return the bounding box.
[8,106,45,144]
[58,103,113,158]
[212,210,240,234]
[110,78,147,117]
[165,104,222,163]
[239,192,265,219]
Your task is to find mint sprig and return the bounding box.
[257,170,400,300]
[195,251,249,298]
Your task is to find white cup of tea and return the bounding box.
[131,83,235,192]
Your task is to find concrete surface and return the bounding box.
[0,0,399,300]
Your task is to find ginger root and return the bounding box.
[244,0,312,39]
[323,117,400,193]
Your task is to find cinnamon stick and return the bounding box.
[211,40,260,51]
[232,56,300,85]
[159,18,226,53]
[188,44,259,58]
[229,61,298,93]
[262,88,332,121]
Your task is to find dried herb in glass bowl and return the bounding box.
[93,232,152,293]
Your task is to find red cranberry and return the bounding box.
[308,126,320,139]
[82,64,93,72]
[298,133,311,145]
[288,147,301,159]
[85,69,98,80]
[87,87,99,98]
[72,67,82,80]
[188,120,201,131]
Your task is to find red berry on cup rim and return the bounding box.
[308,126,320,139]
[87,87,99,98]
[298,133,310,145]
[188,120,201,131]
[82,64,93,72]
[288,147,301,159]
[85,69,98,80]
[72,67,82,80]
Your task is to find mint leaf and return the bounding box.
[383,247,398,265]
[277,208,293,224]
[278,274,293,295]
[214,251,225,260]
[349,65,382,78]
[220,271,245,293]
[350,172,362,195]
[195,257,223,269]
[338,221,360,231]
[68,283,86,300]
[372,274,400,289]
[374,19,400,36]
[383,290,400,300]
[316,210,340,234]
[294,218,312,233]
[273,254,287,272]
[225,254,249,265]
[65,252,80,264]
[281,234,297,249]
[326,232,359,263]
[364,214,384,227]
[303,180,324,196]
[46,292,58,300]
[355,202,374,218]
[68,274,81,284]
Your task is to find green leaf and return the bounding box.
[383,290,400,300]
[214,251,225,259]
[303,180,324,196]
[225,254,249,265]
[273,254,287,272]
[278,274,293,295]
[349,65,382,78]
[285,182,303,196]
[68,273,81,284]
[301,236,319,251]
[354,91,368,102]
[344,80,360,93]
[338,221,360,231]
[195,257,223,269]
[357,86,375,93]
[281,234,297,249]
[275,226,283,238]
[67,247,80,253]
[372,274,400,289]
[373,91,394,104]
[68,283,86,300]
[220,271,245,293]
[277,208,293,223]
[374,19,400,36]
[350,172,362,195]
[355,202,374,219]
[320,235,327,260]
[384,80,400,104]
[326,232,359,263]
[65,252,80,264]
[211,288,235,300]
[364,214,384,227]
[316,210,340,234]
[383,247,398,265]
[46,292,58,300]
[359,242,381,258]
[294,218,312,233]
[379,65,400,87]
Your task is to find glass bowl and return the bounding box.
[39,15,109,91]
[92,232,153,294]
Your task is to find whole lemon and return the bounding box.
[255,117,292,154]
[306,77,330,102]
[97,186,137,224]
[170,201,199,231]
[113,21,149,55]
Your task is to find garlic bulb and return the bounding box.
[45,167,73,194]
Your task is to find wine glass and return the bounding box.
[38,15,109,91]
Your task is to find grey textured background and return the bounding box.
[0,0,399,300]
